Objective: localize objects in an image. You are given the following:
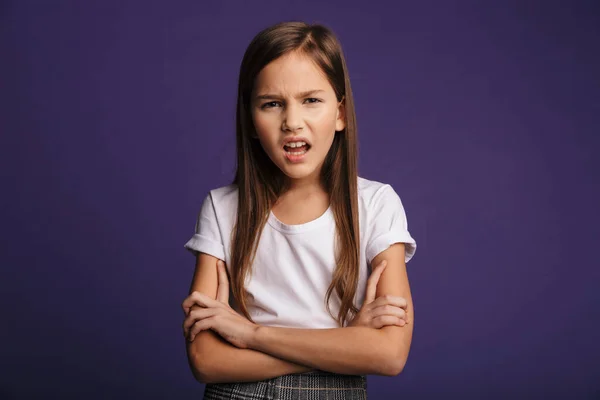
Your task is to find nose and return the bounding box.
[282,103,304,132]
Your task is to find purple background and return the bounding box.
[2,1,599,399]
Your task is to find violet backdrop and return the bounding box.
[1,1,599,399]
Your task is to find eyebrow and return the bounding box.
[254,90,325,101]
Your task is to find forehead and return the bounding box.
[253,52,333,95]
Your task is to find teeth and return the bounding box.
[285,141,306,148]
[285,149,308,156]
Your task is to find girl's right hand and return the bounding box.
[347,260,409,329]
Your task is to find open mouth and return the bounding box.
[283,142,311,156]
[283,141,311,161]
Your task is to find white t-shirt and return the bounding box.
[184,176,417,329]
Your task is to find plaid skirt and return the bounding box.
[203,369,367,399]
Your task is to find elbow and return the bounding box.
[384,356,406,377]
[376,326,410,376]
[378,353,405,376]
[378,346,407,377]
[189,351,211,383]
[186,338,215,384]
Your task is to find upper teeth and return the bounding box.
[286,141,306,148]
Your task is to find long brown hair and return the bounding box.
[230,21,360,327]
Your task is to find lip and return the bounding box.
[282,136,310,163]
[282,136,311,148]
[284,148,308,163]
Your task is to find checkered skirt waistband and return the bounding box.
[203,369,367,399]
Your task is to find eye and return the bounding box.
[261,101,281,109]
[305,98,322,104]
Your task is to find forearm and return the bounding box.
[187,330,313,384]
[250,326,398,376]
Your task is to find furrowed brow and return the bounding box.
[254,90,325,100]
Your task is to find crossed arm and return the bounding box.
[185,243,413,384]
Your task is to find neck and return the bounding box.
[283,171,325,196]
[277,175,329,209]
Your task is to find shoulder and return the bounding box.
[357,176,399,209]
[201,183,238,210]
[358,176,417,263]
[198,183,239,221]
[207,183,238,206]
[357,176,409,226]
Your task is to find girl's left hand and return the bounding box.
[182,260,259,349]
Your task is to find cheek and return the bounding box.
[252,116,280,154]
[252,113,277,137]
[311,113,338,140]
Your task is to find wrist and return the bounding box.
[248,324,265,349]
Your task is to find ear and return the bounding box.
[335,97,346,132]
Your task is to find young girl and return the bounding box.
[181,21,417,399]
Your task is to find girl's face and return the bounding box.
[251,51,345,185]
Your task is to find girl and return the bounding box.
[182,21,417,399]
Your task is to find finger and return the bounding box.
[370,294,408,310]
[183,307,220,335]
[189,318,214,341]
[370,304,407,321]
[372,315,406,328]
[181,291,215,315]
[364,260,387,306]
[216,260,230,304]
[182,302,202,316]
[181,296,193,315]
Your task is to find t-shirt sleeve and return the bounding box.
[365,184,417,265]
[183,192,226,261]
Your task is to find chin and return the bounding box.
[279,164,319,181]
